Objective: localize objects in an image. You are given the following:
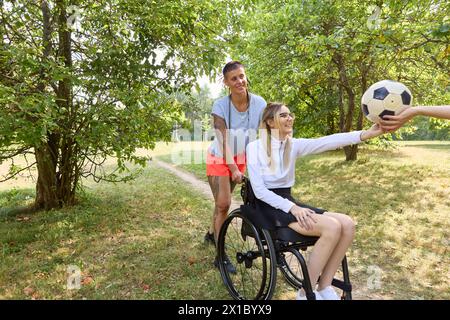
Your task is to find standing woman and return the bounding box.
[206,61,266,272]
[246,102,386,299]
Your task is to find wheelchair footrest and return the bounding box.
[332,278,352,292]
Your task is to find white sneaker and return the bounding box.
[296,289,323,300]
[317,286,340,300]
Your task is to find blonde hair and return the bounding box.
[259,102,292,171]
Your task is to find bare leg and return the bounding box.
[207,176,236,237]
[288,214,342,289]
[208,176,219,234]
[207,176,220,234]
[207,176,234,244]
[208,213,216,235]
[317,212,355,290]
[207,176,216,234]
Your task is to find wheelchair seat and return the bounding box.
[239,205,319,249]
[272,227,318,245]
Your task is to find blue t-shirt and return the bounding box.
[209,93,266,157]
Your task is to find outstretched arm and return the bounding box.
[379,105,450,131]
[295,125,386,157]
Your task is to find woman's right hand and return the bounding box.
[379,107,417,131]
[290,205,317,230]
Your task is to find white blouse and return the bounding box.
[246,131,363,213]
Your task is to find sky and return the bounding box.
[198,75,223,99]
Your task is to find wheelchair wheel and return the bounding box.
[217,208,277,300]
[278,247,309,290]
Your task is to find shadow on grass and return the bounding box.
[0,186,131,257]
[297,152,445,220]
[0,189,37,218]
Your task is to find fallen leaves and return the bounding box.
[23,286,40,299]
[23,286,34,296]
[81,275,94,286]
[16,216,30,222]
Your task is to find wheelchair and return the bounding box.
[216,178,352,300]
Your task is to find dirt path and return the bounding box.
[153,160,241,211]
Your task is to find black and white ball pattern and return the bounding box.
[361,80,413,123]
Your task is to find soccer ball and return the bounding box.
[361,80,413,123]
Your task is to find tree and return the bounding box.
[232,0,449,160]
[174,84,213,136]
[0,0,244,210]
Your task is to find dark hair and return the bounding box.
[222,60,245,77]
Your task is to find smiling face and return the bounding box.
[223,67,248,96]
[267,105,295,138]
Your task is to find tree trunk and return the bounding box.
[342,96,359,161]
[57,140,77,206]
[343,144,358,161]
[34,1,77,210]
[338,84,345,132]
[55,0,75,206]
[34,142,59,210]
[34,1,59,210]
[34,147,77,209]
[334,53,358,161]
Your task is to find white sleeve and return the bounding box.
[246,143,295,213]
[295,131,363,157]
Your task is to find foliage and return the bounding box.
[395,116,450,140]
[231,0,449,147]
[174,85,214,137]
[0,0,245,209]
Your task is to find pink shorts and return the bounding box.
[206,153,246,177]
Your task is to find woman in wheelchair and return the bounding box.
[245,102,386,300]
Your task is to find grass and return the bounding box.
[0,141,448,299]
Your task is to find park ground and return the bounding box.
[0,141,449,299]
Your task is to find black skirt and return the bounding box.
[242,188,326,230]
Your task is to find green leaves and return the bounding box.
[1,0,245,205]
[232,0,449,139]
